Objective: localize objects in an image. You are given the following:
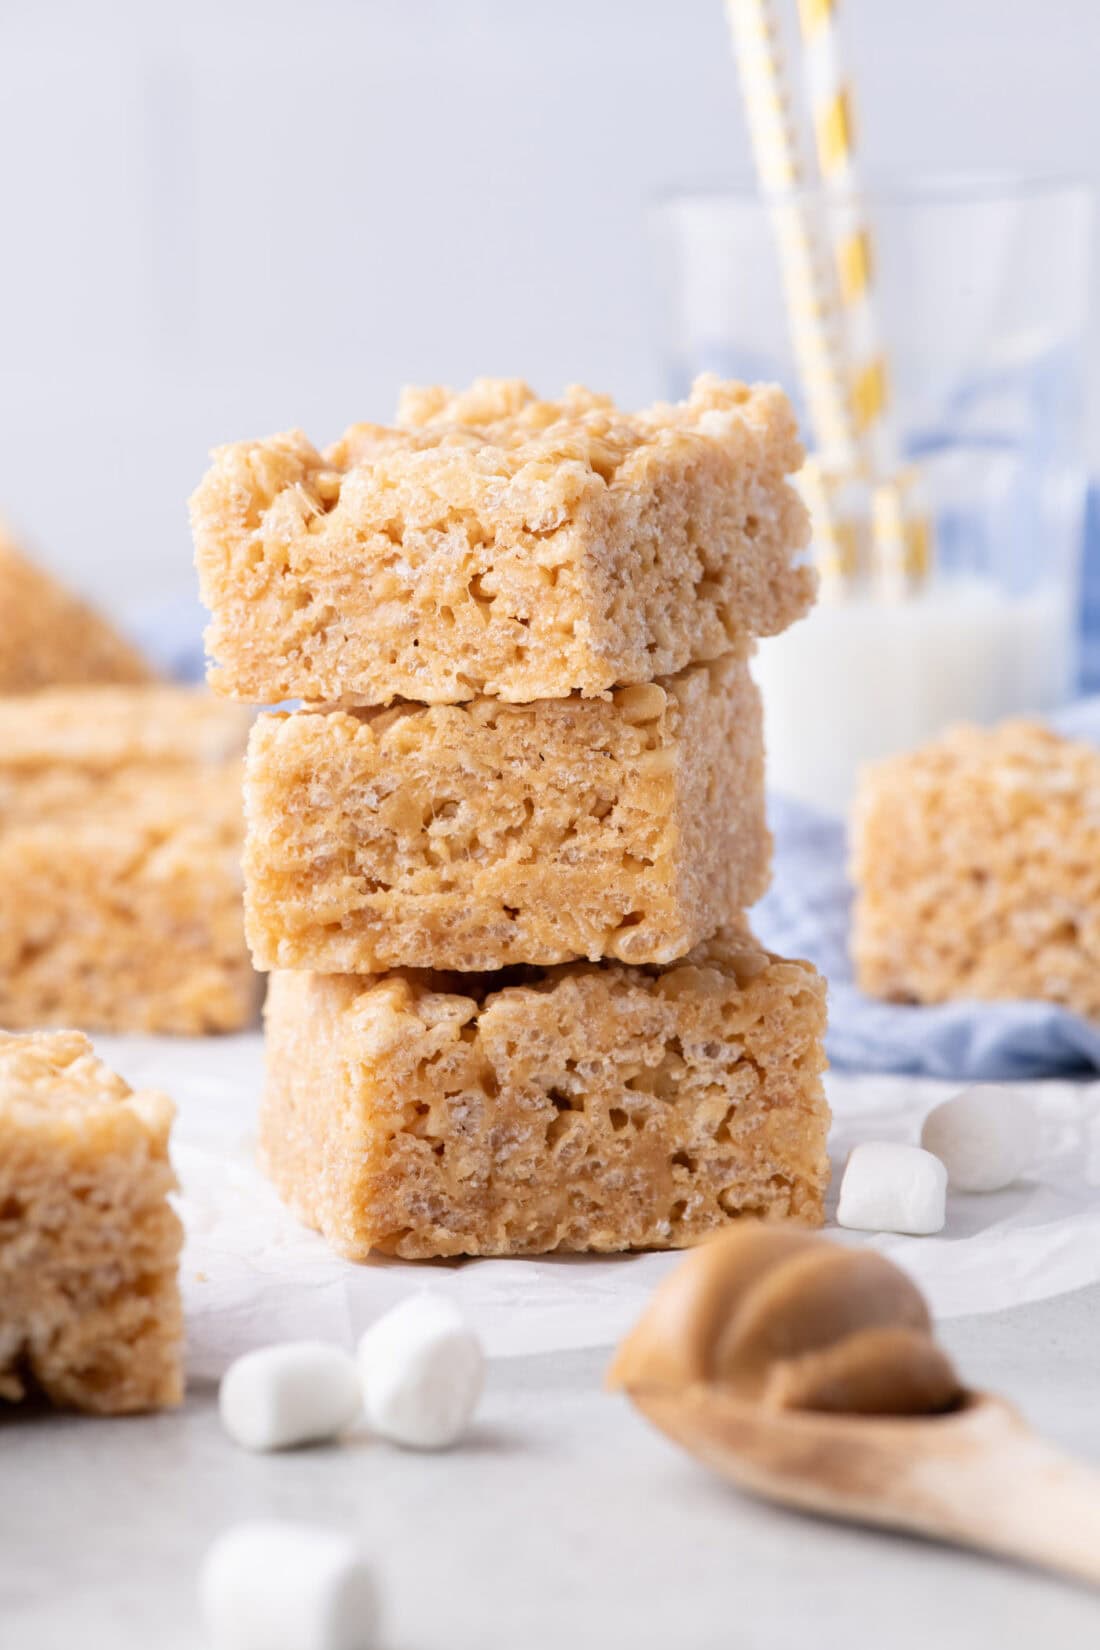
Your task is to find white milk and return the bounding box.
[753,577,1072,815]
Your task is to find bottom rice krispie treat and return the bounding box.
[0,1031,183,1413]
[852,720,1100,1018]
[261,932,830,1260]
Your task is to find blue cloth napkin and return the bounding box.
[754,698,1100,1080]
[1078,489,1100,695]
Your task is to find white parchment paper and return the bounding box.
[94,1034,1100,1382]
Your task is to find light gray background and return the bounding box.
[1,0,1096,605]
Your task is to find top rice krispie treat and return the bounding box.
[192,375,814,706]
[0,528,153,693]
[852,720,1100,1020]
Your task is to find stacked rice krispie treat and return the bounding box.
[193,375,831,1259]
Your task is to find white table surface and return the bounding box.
[5,1074,1100,1650]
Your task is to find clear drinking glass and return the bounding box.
[654,176,1093,814]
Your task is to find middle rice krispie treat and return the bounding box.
[244,653,769,972]
[261,932,830,1260]
[852,719,1100,1019]
[0,686,259,1034]
[192,375,814,707]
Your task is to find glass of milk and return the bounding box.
[655,176,1092,815]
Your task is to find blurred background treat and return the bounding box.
[0,684,257,1036]
[0,526,154,691]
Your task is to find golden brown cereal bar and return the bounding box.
[852,720,1100,1019]
[243,655,769,972]
[261,933,830,1260]
[0,1030,183,1413]
[0,529,153,692]
[0,687,258,1034]
[192,376,813,706]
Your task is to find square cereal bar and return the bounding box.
[260,933,830,1260]
[0,686,259,1034]
[852,720,1100,1018]
[0,528,153,692]
[244,654,769,972]
[0,1030,183,1412]
[192,375,814,706]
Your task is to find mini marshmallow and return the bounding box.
[200,1521,378,1650]
[836,1141,947,1235]
[219,1341,362,1452]
[357,1292,484,1450]
[921,1084,1037,1193]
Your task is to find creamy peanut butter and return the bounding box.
[609,1225,961,1417]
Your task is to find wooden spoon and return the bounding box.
[610,1226,1100,1586]
[628,1381,1100,1587]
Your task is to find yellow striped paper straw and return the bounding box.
[798,456,872,584]
[723,0,873,591]
[795,0,933,590]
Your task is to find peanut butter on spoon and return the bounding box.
[610,1225,1100,1586]
[609,1224,961,1416]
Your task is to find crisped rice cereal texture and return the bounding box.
[243,654,769,972]
[260,933,830,1260]
[0,529,153,692]
[192,375,814,706]
[852,720,1100,1018]
[0,687,258,1034]
[0,1030,183,1412]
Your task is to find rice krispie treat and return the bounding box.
[192,375,814,706]
[261,932,830,1260]
[0,687,258,1034]
[0,684,253,823]
[244,654,769,972]
[852,720,1100,1018]
[0,1030,183,1412]
[0,528,153,692]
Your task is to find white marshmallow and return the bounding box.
[920,1084,1037,1193]
[836,1141,947,1235]
[199,1520,379,1650]
[357,1293,484,1450]
[219,1341,361,1452]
